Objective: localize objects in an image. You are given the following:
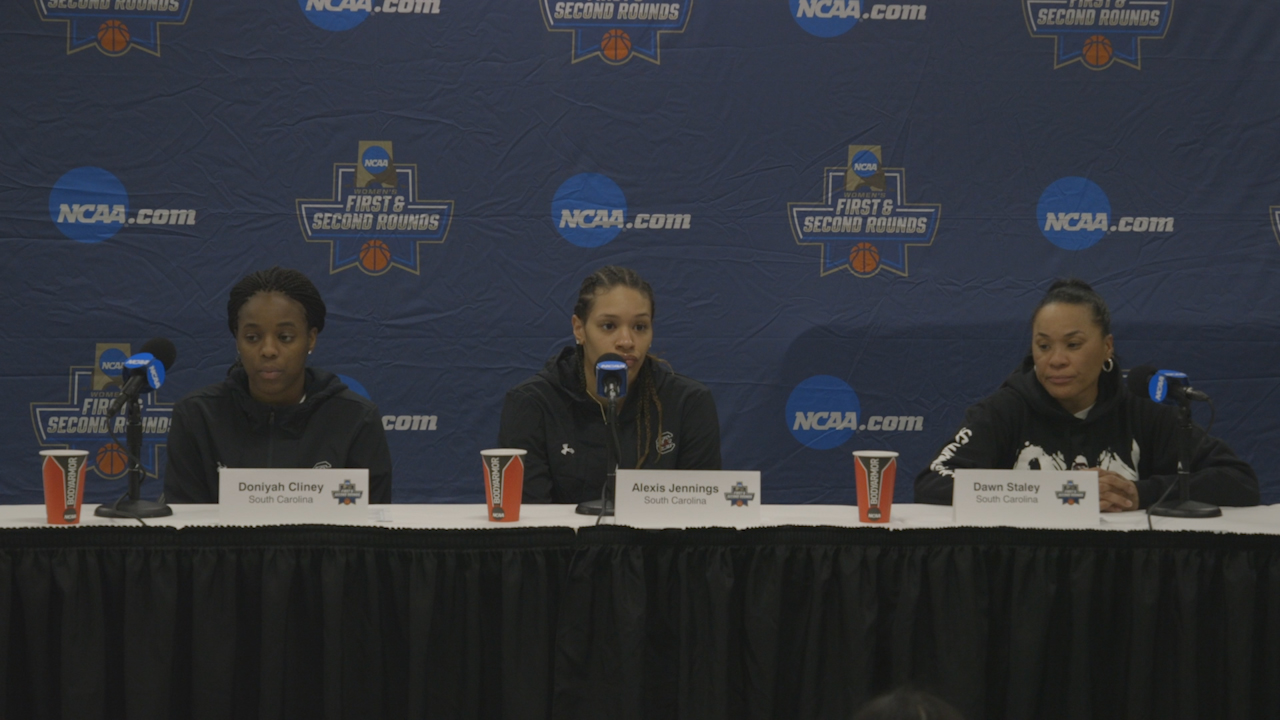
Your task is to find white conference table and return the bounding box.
[4,501,1278,533]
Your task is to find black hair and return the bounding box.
[1032,278,1112,336]
[227,266,327,336]
[573,265,655,322]
[572,266,663,468]
[851,688,965,720]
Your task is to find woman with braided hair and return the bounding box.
[499,266,721,504]
[163,266,392,503]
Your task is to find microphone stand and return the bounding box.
[1148,398,1221,519]
[95,396,173,519]
[576,387,621,517]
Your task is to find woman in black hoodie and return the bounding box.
[914,279,1257,510]
[163,267,392,503]
[498,266,721,505]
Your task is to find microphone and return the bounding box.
[595,353,628,400]
[107,337,178,418]
[1127,364,1210,404]
[577,353,630,518]
[1126,364,1222,520]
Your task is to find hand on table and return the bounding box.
[1094,469,1139,512]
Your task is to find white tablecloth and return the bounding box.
[4,502,1278,533]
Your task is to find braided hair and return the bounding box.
[1032,278,1111,336]
[573,266,665,468]
[227,267,327,336]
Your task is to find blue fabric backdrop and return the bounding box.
[4,0,1278,505]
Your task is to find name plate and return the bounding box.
[615,469,761,528]
[953,469,1099,528]
[219,468,370,523]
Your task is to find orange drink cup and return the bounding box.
[481,449,526,522]
[853,450,898,523]
[41,449,89,525]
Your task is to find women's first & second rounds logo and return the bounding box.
[35,0,193,56]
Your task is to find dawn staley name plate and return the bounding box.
[953,469,1099,529]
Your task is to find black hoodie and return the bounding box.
[914,356,1259,508]
[498,346,722,504]
[163,366,393,503]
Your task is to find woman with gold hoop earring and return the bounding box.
[915,278,1257,511]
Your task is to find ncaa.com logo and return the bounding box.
[785,375,924,449]
[551,173,691,248]
[791,0,927,37]
[49,167,198,243]
[1036,176,1173,250]
[298,0,439,32]
[337,375,437,431]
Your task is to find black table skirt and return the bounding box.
[1,524,1277,720]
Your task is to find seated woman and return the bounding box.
[163,267,392,503]
[915,279,1258,511]
[499,266,721,504]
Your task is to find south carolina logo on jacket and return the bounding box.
[656,431,675,455]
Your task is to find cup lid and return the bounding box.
[480,448,528,457]
[852,450,899,458]
[39,449,90,457]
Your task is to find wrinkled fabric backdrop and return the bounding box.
[3,0,1278,505]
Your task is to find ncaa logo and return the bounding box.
[98,348,128,379]
[299,0,440,31]
[1036,177,1110,250]
[551,173,627,248]
[791,0,861,37]
[786,375,861,449]
[791,1,928,37]
[93,342,132,390]
[299,0,370,31]
[49,167,129,244]
[850,150,879,178]
[362,146,391,172]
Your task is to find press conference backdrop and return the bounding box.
[4,1,1279,505]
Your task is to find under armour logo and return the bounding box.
[561,443,575,455]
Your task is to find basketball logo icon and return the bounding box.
[1082,35,1113,69]
[850,242,880,274]
[601,29,632,62]
[360,239,392,273]
[97,20,131,55]
[95,442,129,478]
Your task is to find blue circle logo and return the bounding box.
[338,374,372,400]
[789,0,861,37]
[850,149,879,178]
[1036,177,1111,250]
[99,348,128,378]
[785,375,862,449]
[361,146,391,173]
[298,0,370,31]
[48,167,129,244]
[551,173,627,248]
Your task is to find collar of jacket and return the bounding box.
[1004,353,1125,424]
[540,345,669,418]
[224,365,348,432]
